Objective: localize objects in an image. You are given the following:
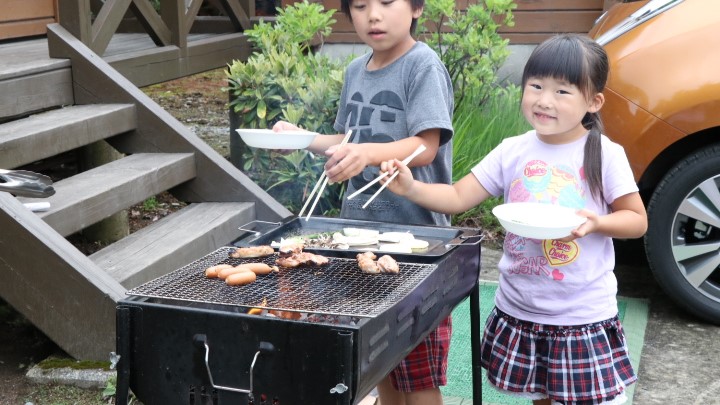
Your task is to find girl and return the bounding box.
[380,34,647,404]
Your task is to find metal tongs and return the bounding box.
[0,169,56,198]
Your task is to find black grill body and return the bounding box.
[115,220,482,405]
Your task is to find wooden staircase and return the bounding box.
[0,24,291,360]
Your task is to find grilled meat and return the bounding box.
[279,242,305,257]
[275,247,330,268]
[377,255,399,274]
[230,245,274,258]
[357,252,380,274]
[357,251,398,274]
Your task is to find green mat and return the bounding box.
[441,281,650,404]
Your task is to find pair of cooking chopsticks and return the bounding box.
[298,129,354,221]
[345,144,427,209]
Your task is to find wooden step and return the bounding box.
[91,202,255,288]
[0,104,137,169]
[18,152,196,237]
[0,38,69,81]
[0,68,73,120]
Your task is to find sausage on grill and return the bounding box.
[218,265,253,280]
[225,271,257,286]
[242,262,278,275]
[205,264,233,278]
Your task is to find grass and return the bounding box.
[37,356,113,371]
[21,384,110,405]
[450,85,531,243]
[452,86,529,179]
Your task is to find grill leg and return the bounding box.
[116,306,131,405]
[470,281,482,405]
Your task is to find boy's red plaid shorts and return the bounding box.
[389,315,452,392]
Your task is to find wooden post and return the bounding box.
[57,0,93,43]
[79,141,130,244]
[160,0,186,48]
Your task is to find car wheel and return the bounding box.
[645,145,720,324]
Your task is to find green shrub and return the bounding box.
[226,1,347,215]
[419,0,516,109]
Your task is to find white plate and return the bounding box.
[492,202,586,240]
[236,128,318,149]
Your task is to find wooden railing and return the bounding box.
[57,0,253,56]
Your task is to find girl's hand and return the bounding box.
[559,208,598,242]
[560,192,648,241]
[379,158,415,196]
[324,143,369,183]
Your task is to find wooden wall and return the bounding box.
[501,0,607,44]
[0,0,58,41]
[283,0,624,45]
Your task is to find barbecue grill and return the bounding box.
[115,217,483,405]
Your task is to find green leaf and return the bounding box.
[257,99,267,119]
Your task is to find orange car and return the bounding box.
[589,0,720,323]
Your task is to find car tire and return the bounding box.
[644,145,720,325]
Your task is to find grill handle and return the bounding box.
[193,334,275,398]
[445,234,483,248]
[237,220,283,237]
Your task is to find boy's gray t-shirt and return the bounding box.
[333,42,454,226]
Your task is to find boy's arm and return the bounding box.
[306,134,346,154]
[272,120,345,153]
[323,128,441,183]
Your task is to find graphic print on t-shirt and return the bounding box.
[345,90,404,196]
[510,160,585,208]
[505,159,585,280]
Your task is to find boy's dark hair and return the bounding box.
[521,33,609,204]
[340,0,425,34]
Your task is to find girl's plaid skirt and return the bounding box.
[481,307,637,404]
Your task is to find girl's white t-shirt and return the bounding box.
[472,130,639,325]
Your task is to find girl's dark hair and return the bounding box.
[521,33,609,203]
[340,0,425,34]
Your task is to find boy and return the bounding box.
[275,0,453,403]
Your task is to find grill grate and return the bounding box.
[126,247,437,318]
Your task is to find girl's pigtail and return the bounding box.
[583,112,604,204]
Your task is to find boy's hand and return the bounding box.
[324,143,369,183]
[271,121,303,155]
[379,159,415,196]
[272,121,300,131]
